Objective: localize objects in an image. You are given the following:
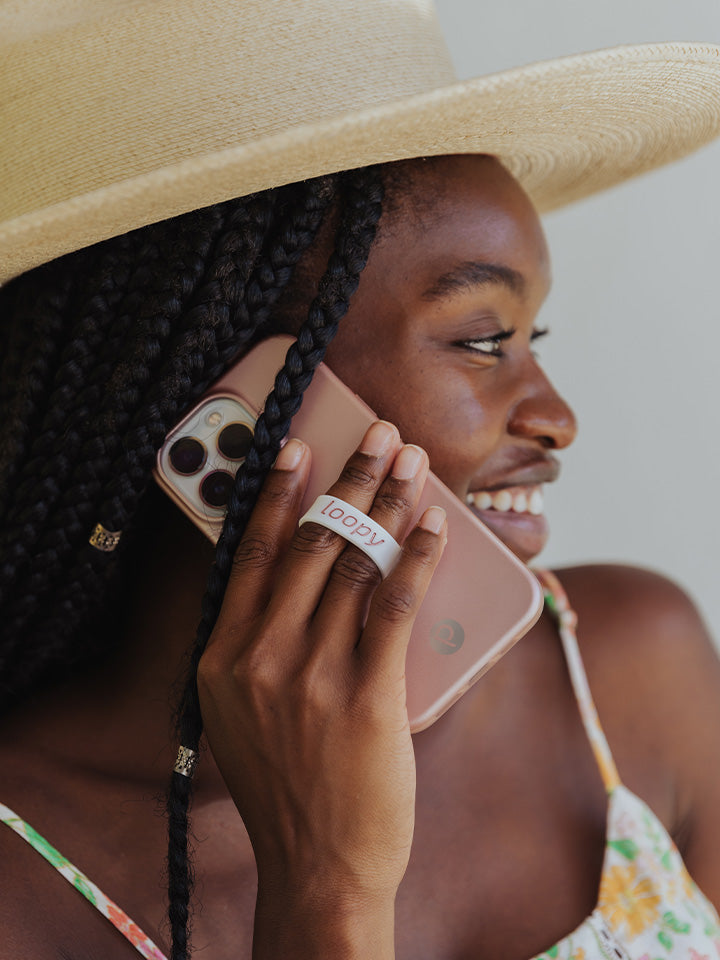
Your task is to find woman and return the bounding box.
[1,3,719,959]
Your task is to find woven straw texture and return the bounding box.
[2,0,719,283]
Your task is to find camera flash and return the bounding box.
[206,411,222,427]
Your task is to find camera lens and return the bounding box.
[201,470,235,508]
[169,437,206,475]
[217,421,254,461]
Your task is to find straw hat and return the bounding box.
[2,0,719,285]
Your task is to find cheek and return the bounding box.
[327,345,497,492]
[391,383,494,490]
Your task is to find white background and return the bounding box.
[435,0,720,645]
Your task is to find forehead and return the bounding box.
[375,155,551,297]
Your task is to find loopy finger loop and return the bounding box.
[299,495,402,578]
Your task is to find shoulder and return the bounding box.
[551,562,709,640]
[549,563,720,888]
[549,562,717,691]
[550,561,719,715]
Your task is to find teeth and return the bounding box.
[467,486,544,516]
[493,490,512,512]
[528,489,544,515]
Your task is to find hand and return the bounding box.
[197,421,446,954]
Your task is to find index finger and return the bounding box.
[213,438,311,635]
[267,420,402,617]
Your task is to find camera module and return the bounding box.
[217,421,254,461]
[200,470,235,508]
[169,436,206,475]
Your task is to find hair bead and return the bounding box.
[88,523,122,552]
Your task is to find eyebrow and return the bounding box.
[421,261,526,302]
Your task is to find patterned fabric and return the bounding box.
[533,569,720,960]
[0,802,167,960]
[1,569,718,959]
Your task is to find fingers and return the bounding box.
[213,420,401,640]
[358,506,447,673]
[213,438,311,636]
[266,421,403,618]
[311,443,429,644]
[213,417,444,682]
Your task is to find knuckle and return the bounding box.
[373,484,414,515]
[338,454,380,490]
[231,642,280,705]
[331,549,383,590]
[198,621,297,720]
[294,665,330,712]
[279,655,340,721]
[238,638,276,682]
[291,521,339,556]
[232,534,276,569]
[197,649,218,690]
[197,644,231,698]
[374,580,416,622]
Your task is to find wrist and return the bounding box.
[253,879,396,960]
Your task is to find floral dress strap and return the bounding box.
[0,802,168,959]
[534,568,621,794]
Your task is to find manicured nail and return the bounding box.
[275,438,305,471]
[360,420,397,457]
[419,506,446,534]
[392,444,426,481]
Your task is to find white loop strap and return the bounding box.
[298,495,401,578]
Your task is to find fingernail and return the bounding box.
[419,506,446,534]
[392,444,426,481]
[275,438,305,471]
[360,420,397,457]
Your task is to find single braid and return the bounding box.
[166,166,384,960]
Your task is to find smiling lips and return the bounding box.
[466,485,544,516]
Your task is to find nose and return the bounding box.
[507,361,577,450]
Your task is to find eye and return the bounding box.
[530,326,549,357]
[459,328,516,358]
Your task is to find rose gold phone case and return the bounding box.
[155,336,543,731]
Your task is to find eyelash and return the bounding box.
[459,327,548,358]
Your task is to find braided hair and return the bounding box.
[0,166,385,957]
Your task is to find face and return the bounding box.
[323,155,577,563]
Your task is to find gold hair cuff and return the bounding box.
[174,746,199,778]
[88,522,122,552]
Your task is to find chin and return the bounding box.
[467,506,549,564]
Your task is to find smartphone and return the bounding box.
[154,335,543,731]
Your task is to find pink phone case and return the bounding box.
[154,336,543,731]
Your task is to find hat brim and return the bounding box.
[2,42,719,284]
